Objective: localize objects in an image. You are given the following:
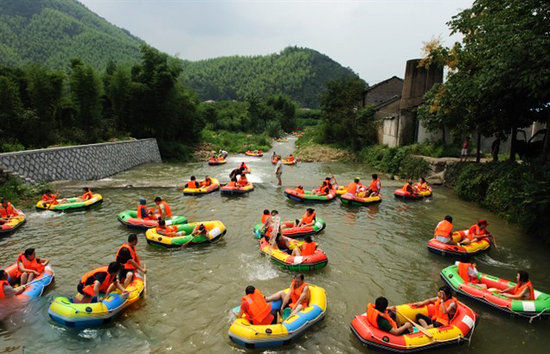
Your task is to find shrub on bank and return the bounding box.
[359,145,429,179]
[446,162,550,242]
[200,129,271,153]
[0,175,47,206]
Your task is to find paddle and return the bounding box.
[396,309,434,338]
[327,167,338,188]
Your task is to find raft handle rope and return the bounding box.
[528,308,550,323]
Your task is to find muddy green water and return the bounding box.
[1,138,549,353]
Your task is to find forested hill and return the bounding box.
[179,47,361,107]
[0,0,143,70]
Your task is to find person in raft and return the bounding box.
[76,262,128,303]
[363,174,381,197]
[294,185,305,194]
[291,235,317,257]
[434,215,455,244]
[414,177,429,191]
[229,166,245,180]
[459,219,496,246]
[218,149,228,159]
[200,175,213,187]
[240,162,249,172]
[365,296,413,335]
[345,178,362,196]
[226,177,239,188]
[0,270,27,299]
[116,234,147,287]
[192,223,209,240]
[296,208,316,228]
[137,198,156,220]
[234,285,278,325]
[156,219,178,235]
[402,180,418,196]
[262,210,281,239]
[287,154,295,162]
[414,285,458,329]
[0,199,18,224]
[186,176,198,189]
[456,262,485,288]
[210,154,218,162]
[498,270,535,300]
[16,248,49,285]
[238,173,249,186]
[266,274,310,319]
[155,197,172,219]
[315,179,332,195]
[41,189,63,207]
[76,187,94,202]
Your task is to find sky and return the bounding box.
[79,0,473,84]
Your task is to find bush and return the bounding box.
[358,145,429,179]
[157,141,193,162]
[0,175,47,206]
[200,129,271,153]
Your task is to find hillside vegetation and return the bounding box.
[180,47,361,107]
[0,0,143,70]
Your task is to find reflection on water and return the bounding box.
[1,138,549,353]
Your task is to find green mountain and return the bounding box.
[180,47,361,107]
[0,0,143,70]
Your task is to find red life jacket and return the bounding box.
[290,280,308,308]
[261,214,270,224]
[241,289,272,325]
[366,303,397,330]
[457,262,479,283]
[301,242,316,256]
[81,191,94,200]
[0,202,16,218]
[157,201,172,218]
[187,180,198,189]
[116,243,141,270]
[432,297,458,326]
[238,177,248,186]
[434,220,453,239]
[17,253,44,274]
[369,179,380,193]
[512,281,535,300]
[0,279,9,299]
[347,182,359,195]
[79,266,114,296]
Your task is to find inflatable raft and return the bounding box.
[253,218,326,239]
[441,263,550,319]
[145,220,227,248]
[428,231,490,258]
[0,211,26,235]
[350,300,477,352]
[221,183,254,195]
[208,159,226,165]
[117,210,188,230]
[336,186,347,195]
[394,188,432,200]
[48,274,144,327]
[2,263,54,300]
[183,178,220,195]
[259,237,328,271]
[228,284,327,348]
[36,194,103,212]
[340,193,382,206]
[282,159,297,165]
[283,189,337,203]
[245,151,263,157]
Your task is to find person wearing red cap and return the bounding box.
[461,219,495,246]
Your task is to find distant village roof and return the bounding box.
[363,76,404,108]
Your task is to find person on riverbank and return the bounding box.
[292,235,317,257]
[296,208,316,228]
[266,274,310,319]
[0,270,26,299]
[116,234,146,287]
[16,248,49,285]
[238,173,248,186]
[154,197,172,219]
[434,215,455,244]
[0,199,17,224]
[414,285,458,329]
[137,198,156,220]
[460,138,470,162]
[366,296,413,335]
[76,262,127,303]
[235,286,277,325]
[499,270,535,300]
[156,219,178,235]
[275,156,283,187]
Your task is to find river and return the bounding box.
[1,138,549,353]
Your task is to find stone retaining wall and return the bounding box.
[0,139,161,184]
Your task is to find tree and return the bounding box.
[418,0,550,162]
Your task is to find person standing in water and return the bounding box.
[275,156,283,187]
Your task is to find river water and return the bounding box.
[1,138,549,353]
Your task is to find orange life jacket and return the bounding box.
[137,205,151,219]
[0,202,15,218]
[301,241,316,256]
[187,180,198,189]
[434,220,453,239]
[242,289,272,325]
[0,279,9,299]
[79,266,114,296]
[157,201,172,218]
[261,214,270,224]
[402,183,413,192]
[238,177,248,186]
[457,262,478,283]
[295,187,304,194]
[369,180,379,193]
[227,181,237,188]
[116,243,141,270]
[81,191,94,200]
[347,182,359,195]
[202,178,212,186]
[366,303,397,330]
[512,281,535,300]
[288,156,295,162]
[467,224,487,241]
[156,225,178,235]
[290,280,308,308]
[42,194,58,205]
[301,211,316,225]
[432,297,458,326]
[17,253,44,274]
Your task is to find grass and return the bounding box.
[200,129,271,153]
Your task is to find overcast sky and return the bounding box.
[80,0,473,84]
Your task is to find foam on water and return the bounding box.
[238,254,279,281]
